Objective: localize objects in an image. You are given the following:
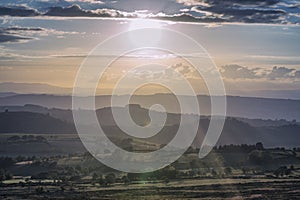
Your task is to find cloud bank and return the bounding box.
[0,0,299,24]
[221,65,300,80]
[0,25,82,44]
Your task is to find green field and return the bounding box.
[1,178,300,199]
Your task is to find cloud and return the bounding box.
[177,0,210,7]
[221,64,259,79]
[153,13,226,23]
[44,5,95,17]
[221,65,300,80]
[176,0,299,24]
[0,34,31,43]
[0,0,299,24]
[0,25,83,44]
[45,4,97,17]
[195,7,285,23]
[45,4,137,18]
[126,62,199,81]
[244,55,300,66]
[5,27,44,32]
[0,28,33,43]
[267,66,294,79]
[178,0,280,6]
[65,0,104,4]
[295,71,300,78]
[0,6,39,17]
[4,3,137,19]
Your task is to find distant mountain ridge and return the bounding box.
[0,82,71,95]
[0,105,299,148]
[1,104,299,127]
[0,93,299,121]
[1,82,300,100]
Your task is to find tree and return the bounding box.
[98,176,105,186]
[5,172,12,180]
[211,169,217,177]
[255,142,264,150]
[92,173,98,181]
[163,177,169,184]
[36,136,47,142]
[163,166,178,179]
[242,167,249,175]
[224,167,232,176]
[190,159,199,169]
[0,169,5,182]
[121,175,130,184]
[274,166,290,177]
[7,135,20,142]
[249,150,272,164]
[127,173,139,182]
[105,173,116,185]
[35,187,44,194]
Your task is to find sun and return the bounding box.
[128,19,163,46]
[128,18,163,31]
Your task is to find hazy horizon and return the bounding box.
[0,1,299,99]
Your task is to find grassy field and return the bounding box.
[1,178,300,199]
[1,134,300,199]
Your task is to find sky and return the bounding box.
[0,0,300,99]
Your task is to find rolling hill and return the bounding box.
[0,94,300,121]
[0,105,299,148]
[0,111,76,134]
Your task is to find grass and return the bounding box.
[1,178,300,199]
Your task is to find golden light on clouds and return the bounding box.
[96,50,208,95]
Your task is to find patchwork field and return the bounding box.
[1,178,300,199]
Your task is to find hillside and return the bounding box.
[0,111,76,134]
[0,94,299,120]
[0,106,299,148]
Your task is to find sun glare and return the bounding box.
[128,19,163,46]
[129,18,163,30]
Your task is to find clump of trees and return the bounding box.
[96,173,116,186]
[217,142,264,153]
[273,165,294,178]
[0,168,13,182]
[7,135,47,143]
[126,166,177,183]
[91,166,178,187]
[248,150,273,164]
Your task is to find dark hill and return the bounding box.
[0,106,299,148]
[0,111,76,134]
[1,94,300,120]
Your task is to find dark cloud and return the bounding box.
[0,33,31,43]
[0,6,39,17]
[45,4,137,18]
[45,4,98,17]
[177,0,299,24]
[0,26,44,43]
[187,0,288,24]
[5,27,44,32]
[0,4,134,18]
[205,0,279,6]
[0,0,298,24]
[154,13,226,23]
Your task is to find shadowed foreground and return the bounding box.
[1,179,300,199]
